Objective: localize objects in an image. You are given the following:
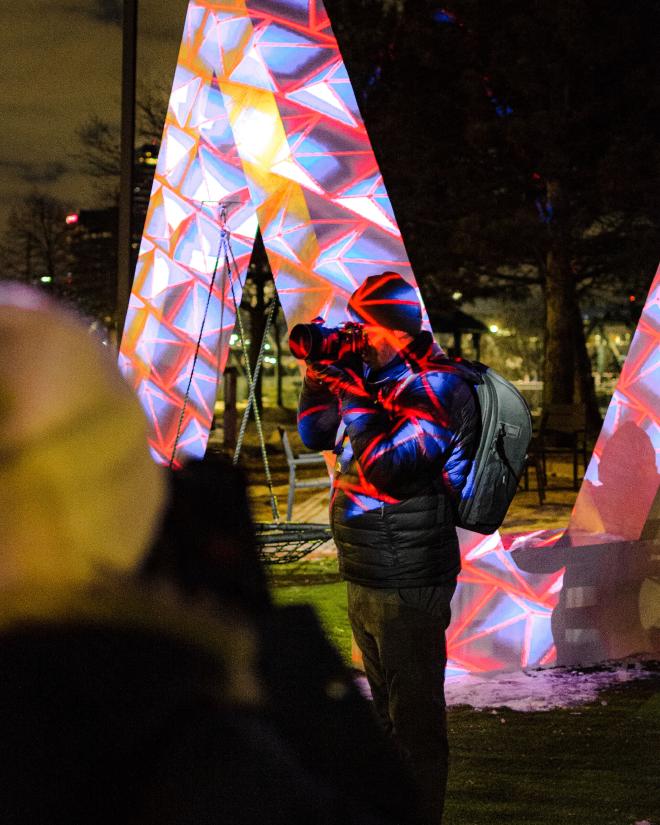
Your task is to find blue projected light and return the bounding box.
[433,9,457,24]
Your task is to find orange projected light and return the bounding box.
[119,0,659,675]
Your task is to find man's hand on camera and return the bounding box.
[305,360,372,415]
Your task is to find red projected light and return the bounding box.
[65,214,79,225]
[117,0,660,678]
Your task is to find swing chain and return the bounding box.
[167,203,334,556]
[168,221,226,469]
[233,295,277,464]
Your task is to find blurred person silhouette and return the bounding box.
[142,452,423,825]
[0,284,409,825]
[140,454,272,614]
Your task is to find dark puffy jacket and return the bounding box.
[298,331,479,588]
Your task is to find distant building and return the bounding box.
[65,207,118,320]
[133,143,159,259]
[64,143,159,321]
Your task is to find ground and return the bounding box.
[210,411,660,825]
[444,665,659,825]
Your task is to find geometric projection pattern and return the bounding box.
[567,264,660,544]
[119,0,657,676]
[448,529,563,676]
[446,269,659,675]
[460,266,660,675]
[119,0,417,467]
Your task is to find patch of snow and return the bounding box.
[444,664,654,711]
[354,661,656,712]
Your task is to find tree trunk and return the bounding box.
[571,301,602,434]
[542,179,584,410]
[542,178,601,435]
[543,243,576,407]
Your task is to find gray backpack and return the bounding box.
[439,358,533,534]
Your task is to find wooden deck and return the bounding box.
[287,488,336,559]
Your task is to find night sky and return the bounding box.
[0,0,188,227]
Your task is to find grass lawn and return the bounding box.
[268,556,660,825]
[445,678,660,824]
[268,556,350,658]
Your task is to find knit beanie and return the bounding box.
[347,272,422,336]
[0,284,166,589]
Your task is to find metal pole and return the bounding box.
[116,0,137,344]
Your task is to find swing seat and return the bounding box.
[254,522,334,564]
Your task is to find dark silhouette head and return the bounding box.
[141,453,271,614]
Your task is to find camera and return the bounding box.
[289,318,365,361]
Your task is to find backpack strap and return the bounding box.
[425,354,486,385]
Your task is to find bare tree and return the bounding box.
[75,79,169,196]
[0,192,71,285]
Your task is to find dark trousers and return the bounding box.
[347,581,456,825]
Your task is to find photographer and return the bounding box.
[296,272,479,825]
